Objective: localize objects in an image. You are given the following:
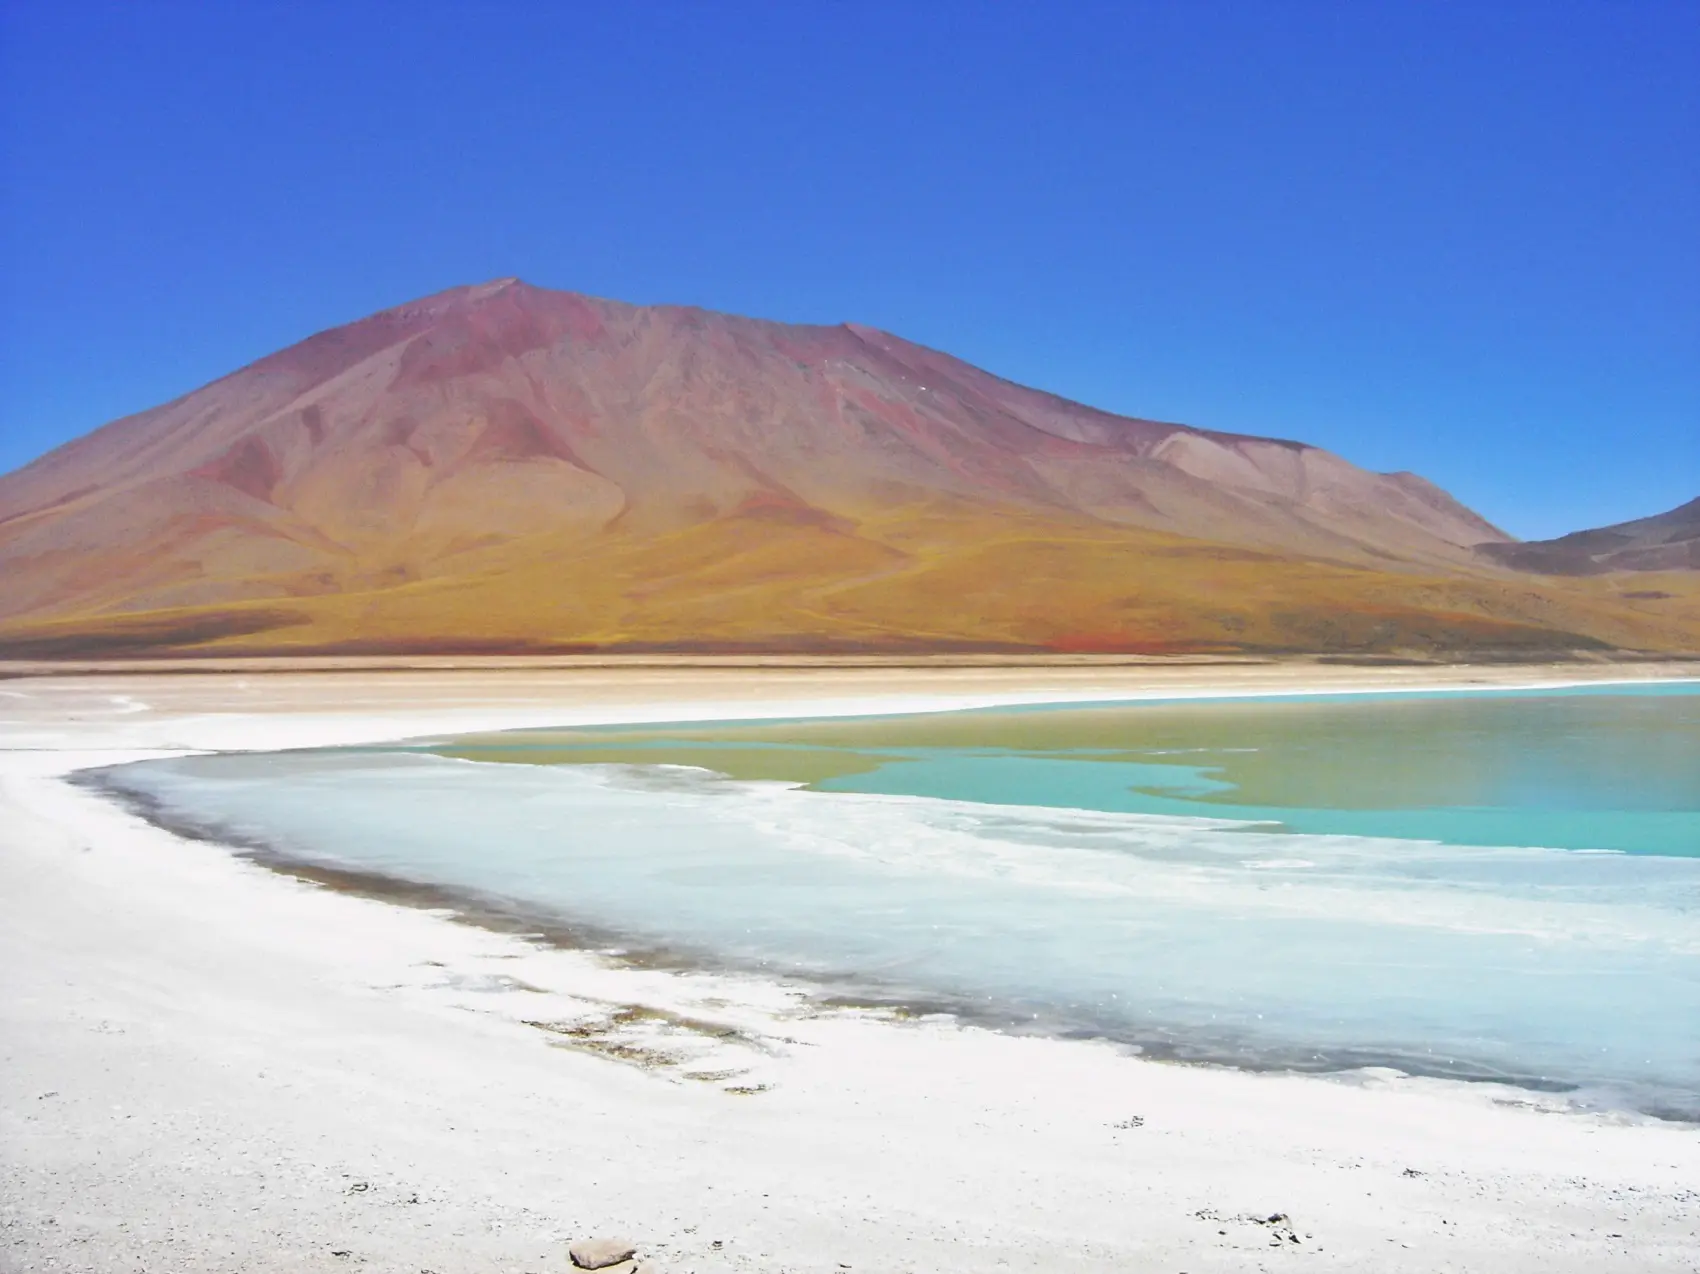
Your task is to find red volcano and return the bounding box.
[1,279,1693,656]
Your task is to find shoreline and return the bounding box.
[5,664,1700,1271]
[78,755,1698,1122]
[2,658,1696,756]
[4,649,1698,687]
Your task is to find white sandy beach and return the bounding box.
[3,661,1698,1273]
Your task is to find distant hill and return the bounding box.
[1478,499,1700,575]
[0,279,1695,656]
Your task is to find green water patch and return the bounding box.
[416,683,1700,857]
[809,752,1700,856]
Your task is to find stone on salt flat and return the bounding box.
[569,1236,638,1270]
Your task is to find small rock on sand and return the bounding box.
[569,1237,639,1270]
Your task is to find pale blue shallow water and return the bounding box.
[93,682,1700,1117]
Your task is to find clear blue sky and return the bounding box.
[2,1,1694,540]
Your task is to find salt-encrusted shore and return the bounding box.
[3,661,1698,1273]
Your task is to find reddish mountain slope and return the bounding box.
[0,279,1693,656]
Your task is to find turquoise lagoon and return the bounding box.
[95,682,1700,1117]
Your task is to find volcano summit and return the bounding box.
[0,279,1694,656]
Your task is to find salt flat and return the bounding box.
[3,661,1697,1272]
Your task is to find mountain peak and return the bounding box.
[2,281,1680,657]
[466,276,523,298]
